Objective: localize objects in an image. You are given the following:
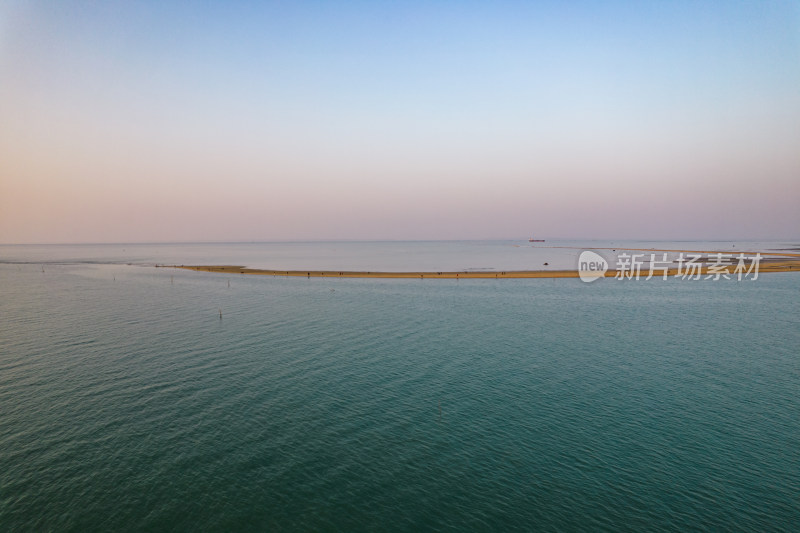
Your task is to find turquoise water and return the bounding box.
[1,243,799,531]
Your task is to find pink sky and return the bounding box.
[2,2,799,243]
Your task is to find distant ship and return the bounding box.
[529,237,545,242]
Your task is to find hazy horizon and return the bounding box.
[2,1,799,244]
[3,237,799,248]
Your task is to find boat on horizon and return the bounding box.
[529,237,545,242]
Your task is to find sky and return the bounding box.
[1,0,799,243]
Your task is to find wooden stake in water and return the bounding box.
[219,308,222,320]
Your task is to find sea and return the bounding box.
[1,241,798,531]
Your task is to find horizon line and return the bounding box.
[2,237,799,246]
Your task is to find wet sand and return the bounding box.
[172,258,800,279]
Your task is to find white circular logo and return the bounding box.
[578,251,608,282]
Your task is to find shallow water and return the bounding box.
[0,239,791,272]
[1,243,798,531]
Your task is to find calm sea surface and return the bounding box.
[1,242,798,531]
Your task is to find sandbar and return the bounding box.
[170,256,800,280]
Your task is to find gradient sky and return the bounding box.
[1,1,799,243]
